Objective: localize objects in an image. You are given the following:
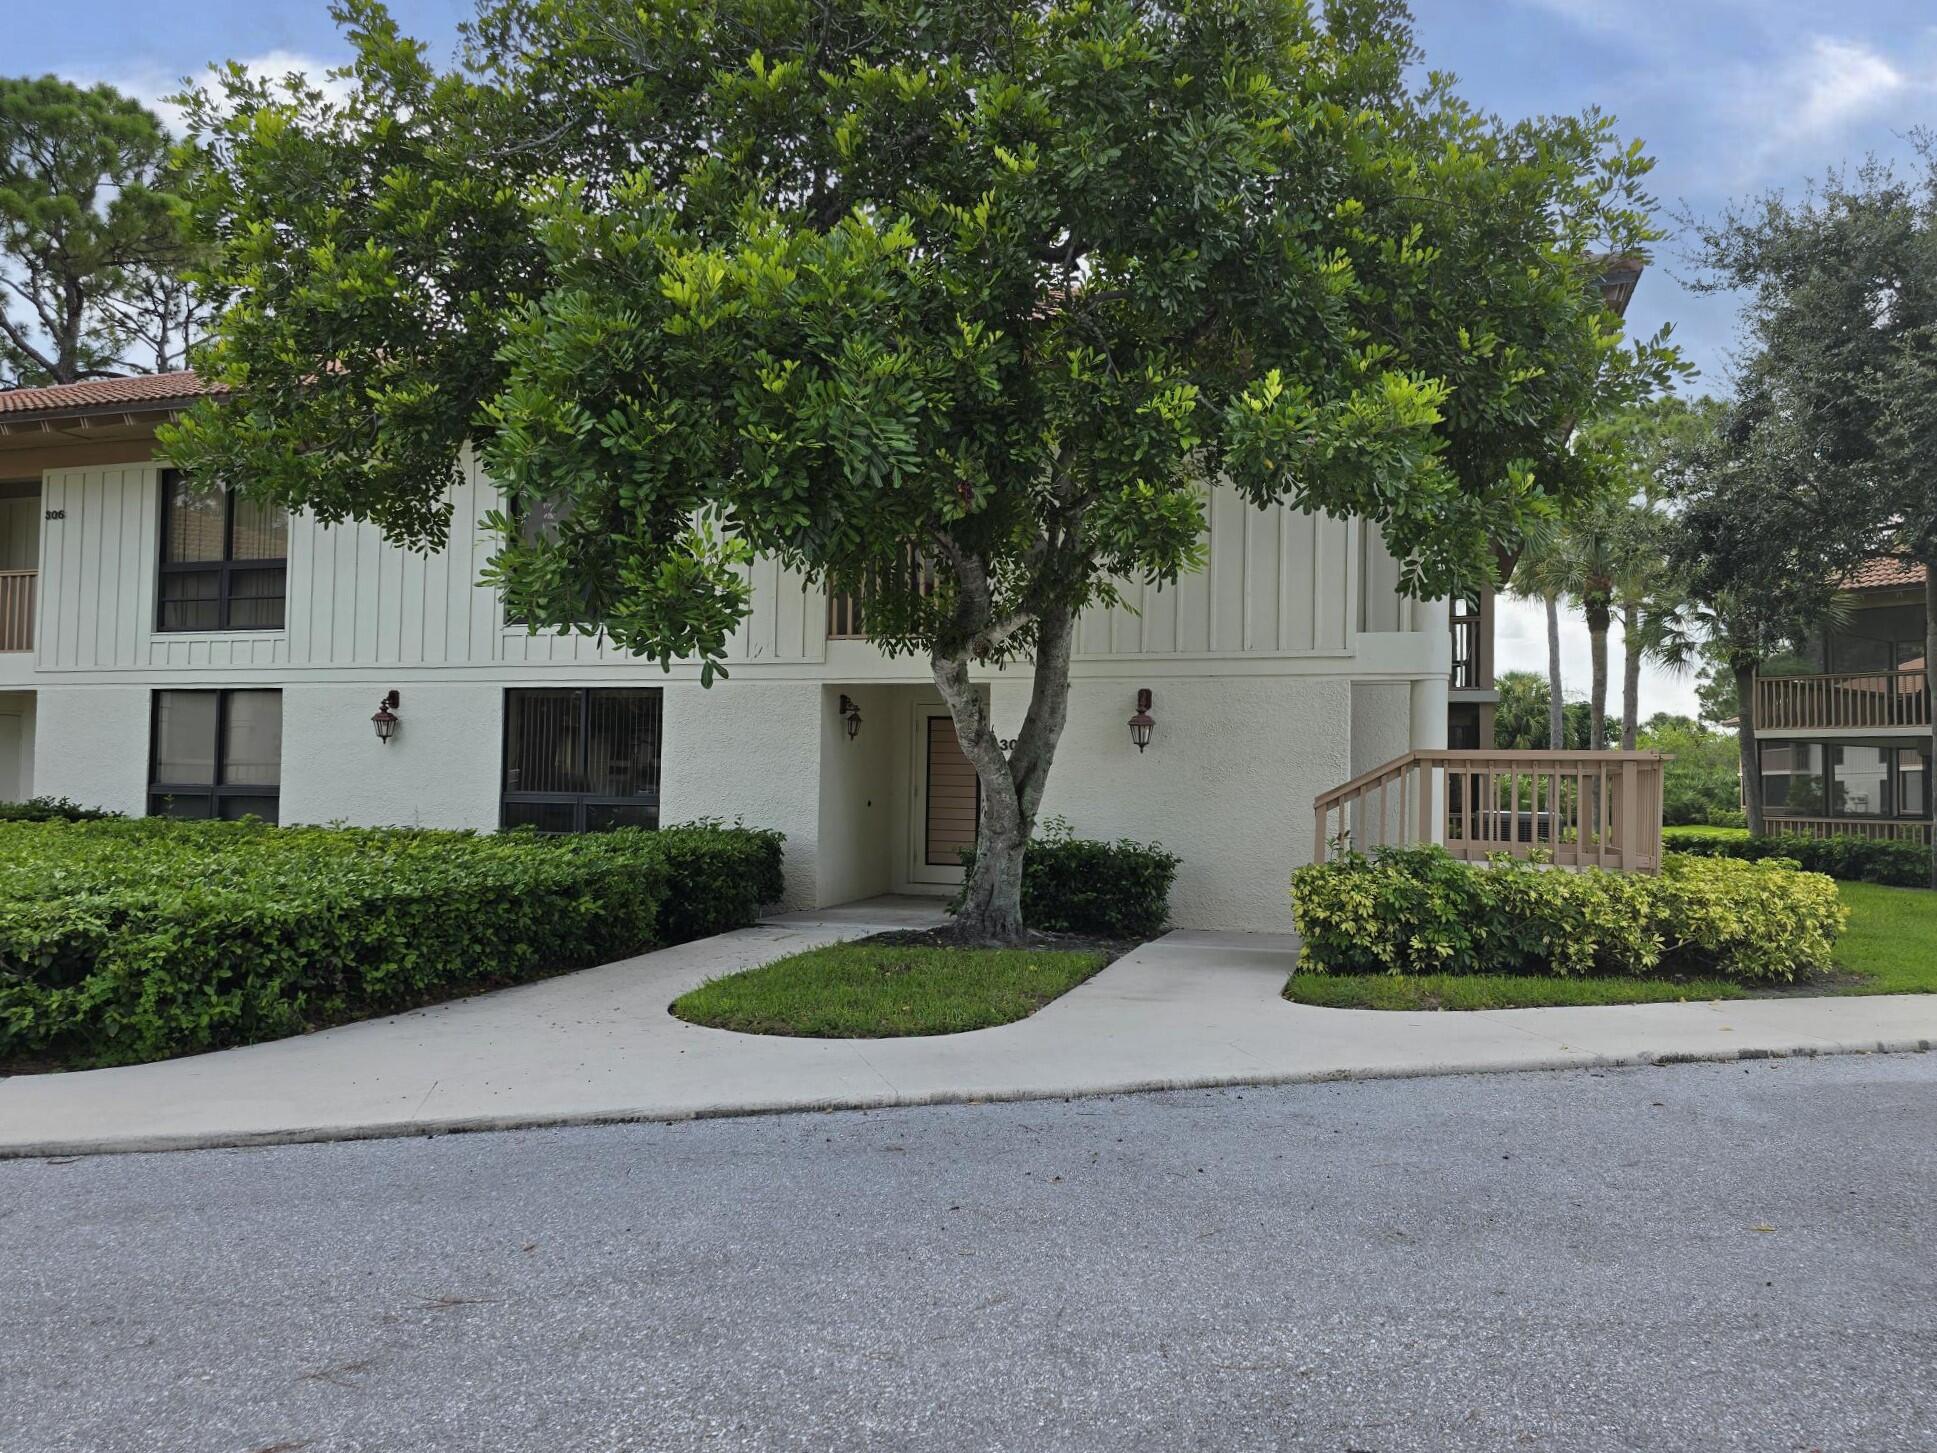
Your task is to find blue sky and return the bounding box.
[14,0,1937,716]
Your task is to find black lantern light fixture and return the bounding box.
[1127,688,1154,753]
[371,689,401,744]
[838,693,863,741]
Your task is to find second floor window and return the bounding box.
[158,472,288,632]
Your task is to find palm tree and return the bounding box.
[1508,522,1573,751]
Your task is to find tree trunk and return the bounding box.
[1734,661,1764,837]
[1619,601,1642,751]
[1544,592,1564,751]
[1586,601,1610,751]
[933,604,1077,945]
[1924,570,1937,889]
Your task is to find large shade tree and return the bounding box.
[1661,401,1838,836]
[1692,143,1937,875]
[163,0,1676,942]
[0,76,208,385]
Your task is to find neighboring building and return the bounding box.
[0,373,1487,930]
[1752,558,1932,843]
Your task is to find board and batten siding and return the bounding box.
[34,456,819,675]
[34,458,1405,676]
[1074,486,1356,659]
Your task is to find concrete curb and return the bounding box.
[6,1033,1928,1161]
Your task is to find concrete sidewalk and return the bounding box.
[2,896,1932,1157]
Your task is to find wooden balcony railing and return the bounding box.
[0,569,33,652]
[1754,669,1929,731]
[1314,750,1670,873]
[826,547,939,641]
[1761,815,1932,845]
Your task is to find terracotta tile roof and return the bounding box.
[0,371,216,417]
[1844,557,1926,592]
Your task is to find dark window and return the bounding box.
[1760,742,1826,815]
[1762,740,1932,822]
[157,472,288,631]
[1831,744,1892,817]
[148,689,282,821]
[1898,748,1929,819]
[1828,751,1890,821]
[502,688,662,832]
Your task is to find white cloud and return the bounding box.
[1723,33,1935,181]
[1786,36,1910,134]
[78,50,353,135]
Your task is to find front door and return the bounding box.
[910,709,979,885]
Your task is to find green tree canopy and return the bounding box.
[1660,399,1838,835]
[0,75,207,385]
[1685,147,1937,851]
[1493,670,1614,752]
[164,0,1678,940]
[1636,712,1743,828]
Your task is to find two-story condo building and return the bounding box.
[1753,558,1933,843]
[0,371,1498,931]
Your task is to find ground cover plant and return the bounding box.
[671,939,1109,1038]
[0,818,782,1068]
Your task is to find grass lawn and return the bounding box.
[1285,879,1937,1011]
[671,942,1110,1037]
[1662,824,1749,842]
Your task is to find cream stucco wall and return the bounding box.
[0,690,34,800]
[278,682,503,830]
[815,683,901,906]
[990,672,1353,933]
[660,678,823,910]
[1350,681,1413,777]
[33,685,149,814]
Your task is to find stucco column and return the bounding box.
[1410,597,1452,844]
[1409,597,1452,752]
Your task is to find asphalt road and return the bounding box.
[2,1054,1933,1453]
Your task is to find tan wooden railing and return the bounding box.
[826,547,940,641]
[0,570,32,652]
[1762,815,1931,845]
[1313,750,1670,873]
[1754,669,1929,731]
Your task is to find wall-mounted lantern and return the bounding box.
[371,689,402,745]
[838,693,863,741]
[1127,688,1155,753]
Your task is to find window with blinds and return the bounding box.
[157,471,288,632]
[502,688,663,832]
[148,689,282,822]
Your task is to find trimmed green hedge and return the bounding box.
[0,818,783,1067]
[647,819,785,942]
[0,797,123,823]
[1666,827,1927,888]
[954,817,1181,939]
[1291,847,1846,983]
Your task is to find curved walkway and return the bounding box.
[2,896,1932,1157]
